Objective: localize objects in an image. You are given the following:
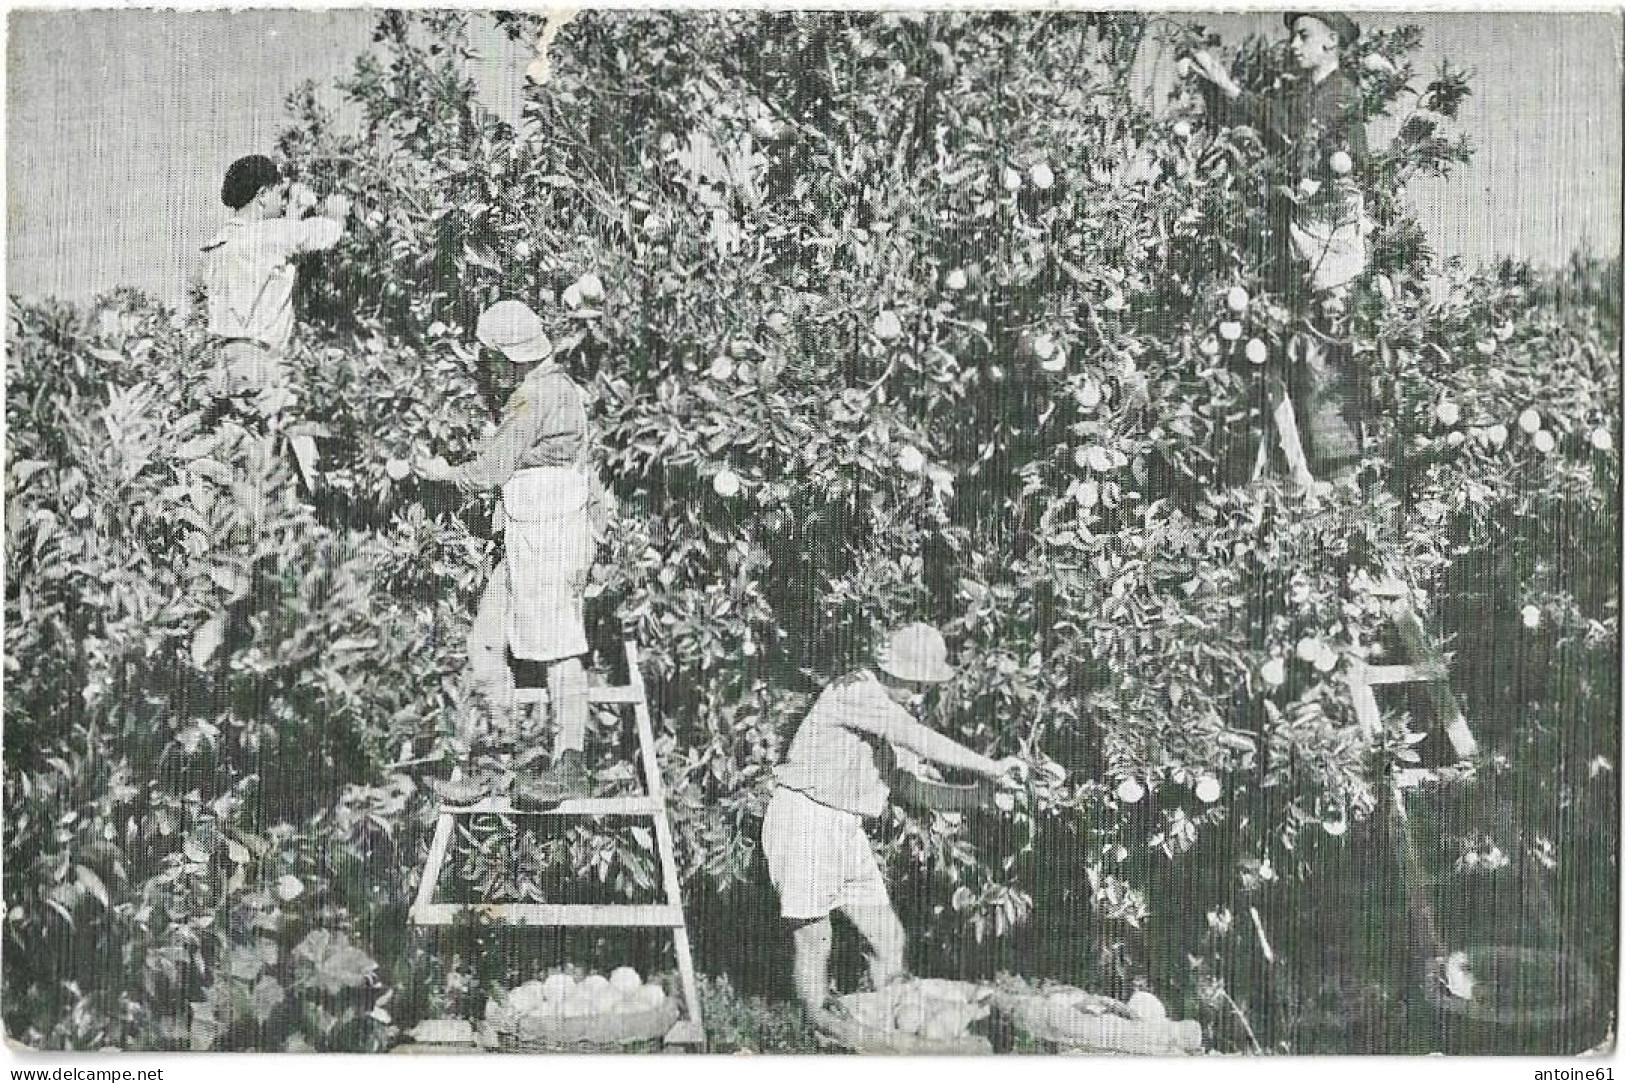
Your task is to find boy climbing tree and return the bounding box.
[1191,13,1371,491]
[200,154,351,491]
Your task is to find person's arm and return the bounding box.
[445,396,545,492]
[1192,51,1299,149]
[1192,51,1257,123]
[417,384,548,491]
[270,192,352,255]
[837,682,1008,779]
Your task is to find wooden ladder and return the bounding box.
[1250,351,1479,765]
[408,640,705,1050]
[1343,573,1494,1006]
[1343,576,1478,767]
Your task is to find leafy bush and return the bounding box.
[5,12,1617,1052]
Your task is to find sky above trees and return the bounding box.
[7,9,1620,306]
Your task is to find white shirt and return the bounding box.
[201,215,343,353]
[776,671,916,818]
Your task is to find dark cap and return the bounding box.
[221,155,281,210]
[1284,12,1361,47]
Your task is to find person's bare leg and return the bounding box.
[790,916,836,1017]
[844,898,907,989]
[515,655,592,806]
[466,565,516,736]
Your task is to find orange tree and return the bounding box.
[6,11,1617,1051]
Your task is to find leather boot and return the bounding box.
[428,775,489,808]
[514,750,592,808]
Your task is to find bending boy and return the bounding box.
[762,623,1026,1023]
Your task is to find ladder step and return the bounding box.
[664,1019,706,1047]
[587,685,643,704]
[509,685,642,707]
[408,1018,476,1046]
[1369,577,1412,598]
[411,902,687,928]
[1364,662,1448,685]
[436,795,660,817]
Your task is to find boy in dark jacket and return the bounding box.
[1192,13,1370,486]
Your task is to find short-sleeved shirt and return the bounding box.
[775,670,912,819]
[447,364,591,491]
[201,215,345,354]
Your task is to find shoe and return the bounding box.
[810,1000,860,1049]
[428,776,489,807]
[513,750,592,808]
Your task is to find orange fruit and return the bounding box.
[713,470,741,497]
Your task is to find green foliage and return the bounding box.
[697,973,822,1053]
[5,11,1617,1053]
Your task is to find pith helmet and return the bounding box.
[876,622,955,684]
[476,300,554,364]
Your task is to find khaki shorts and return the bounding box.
[761,786,890,921]
[215,340,297,415]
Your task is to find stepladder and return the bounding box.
[1240,347,1604,1047]
[408,640,706,1050]
[1339,571,1600,1043]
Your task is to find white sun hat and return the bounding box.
[876,622,955,684]
[476,299,554,364]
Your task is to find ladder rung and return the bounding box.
[436,795,660,817]
[509,686,643,707]
[587,685,643,704]
[1364,663,1448,685]
[664,1020,706,1047]
[1393,768,1433,789]
[411,902,686,928]
[1369,577,1412,598]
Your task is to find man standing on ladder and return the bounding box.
[201,154,351,493]
[413,300,614,808]
[1190,12,1372,493]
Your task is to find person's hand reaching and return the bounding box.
[1190,50,1241,98]
[993,756,1030,784]
[414,455,455,482]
